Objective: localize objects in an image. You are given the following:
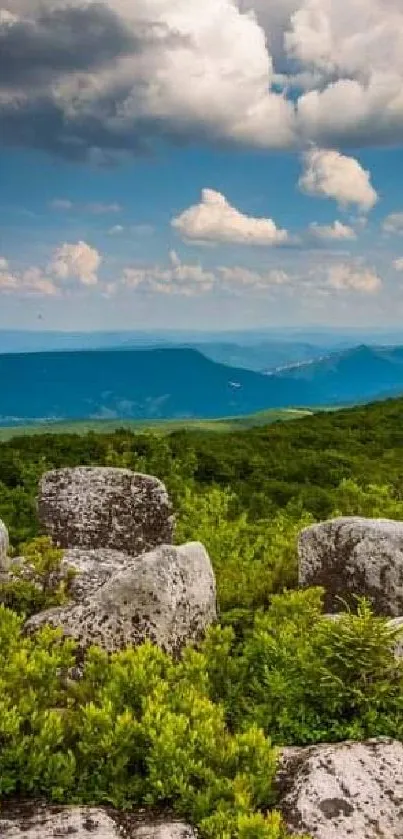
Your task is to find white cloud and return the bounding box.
[309,220,357,241]
[326,262,382,293]
[51,199,121,215]
[393,257,403,271]
[2,0,403,156]
[172,189,288,246]
[122,250,290,296]
[383,213,403,235]
[0,258,58,296]
[108,225,125,235]
[49,241,102,286]
[299,148,378,212]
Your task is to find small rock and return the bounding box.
[38,467,174,554]
[26,542,217,655]
[277,738,403,839]
[0,803,198,838]
[0,517,9,571]
[299,517,403,616]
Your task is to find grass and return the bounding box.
[0,408,314,440]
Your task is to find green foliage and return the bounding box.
[203,589,403,745]
[0,537,74,618]
[176,486,313,615]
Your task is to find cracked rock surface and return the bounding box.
[277,738,403,839]
[38,467,174,555]
[26,542,217,655]
[0,803,198,838]
[299,517,403,616]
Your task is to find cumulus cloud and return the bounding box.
[0,257,59,296]
[326,262,382,293]
[309,220,357,241]
[383,213,403,235]
[172,189,288,246]
[122,250,291,296]
[1,0,403,158]
[299,148,378,211]
[49,241,102,286]
[393,257,403,271]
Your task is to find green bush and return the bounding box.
[0,608,296,839]
[0,537,74,618]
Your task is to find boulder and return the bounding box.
[298,517,403,616]
[38,467,174,554]
[0,517,9,571]
[277,738,403,839]
[0,804,198,838]
[26,542,217,655]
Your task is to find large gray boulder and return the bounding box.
[277,738,403,839]
[38,467,174,554]
[299,517,403,616]
[26,542,217,655]
[0,517,9,571]
[0,804,198,838]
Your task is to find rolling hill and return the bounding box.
[1,344,403,426]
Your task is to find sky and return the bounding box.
[1,0,403,331]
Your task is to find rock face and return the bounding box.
[0,517,9,571]
[277,738,403,839]
[0,804,198,838]
[38,467,174,555]
[299,517,403,616]
[26,542,217,655]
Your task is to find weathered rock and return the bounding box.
[38,467,174,554]
[60,547,132,600]
[0,803,198,838]
[26,542,217,655]
[277,738,403,839]
[299,517,403,616]
[0,517,9,571]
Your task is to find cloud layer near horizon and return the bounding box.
[1,0,403,160]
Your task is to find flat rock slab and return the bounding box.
[0,804,197,838]
[277,738,403,839]
[38,467,174,554]
[299,516,403,616]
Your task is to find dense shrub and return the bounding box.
[0,537,74,618]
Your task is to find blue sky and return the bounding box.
[1,0,403,331]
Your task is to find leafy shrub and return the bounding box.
[176,486,313,616]
[204,589,403,745]
[0,537,74,618]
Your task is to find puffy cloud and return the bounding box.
[326,262,382,293]
[393,257,403,271]
[1,0,403,158]
[49,241,101,286]
[309,220,357,241]
[122,250,290,295]
[172,189,288,246]
[383,213,403,235]
[108,225,125,235]
[299,148,378,211]
[0,258,59,296]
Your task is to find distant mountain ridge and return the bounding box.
[1,344,403,425]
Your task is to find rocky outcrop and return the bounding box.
[0,517,9,571]
[277,738,403,839]
[0,804,198,838]
[298,517,403,616]
[38,467,174,555]
[26,542,217,655]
